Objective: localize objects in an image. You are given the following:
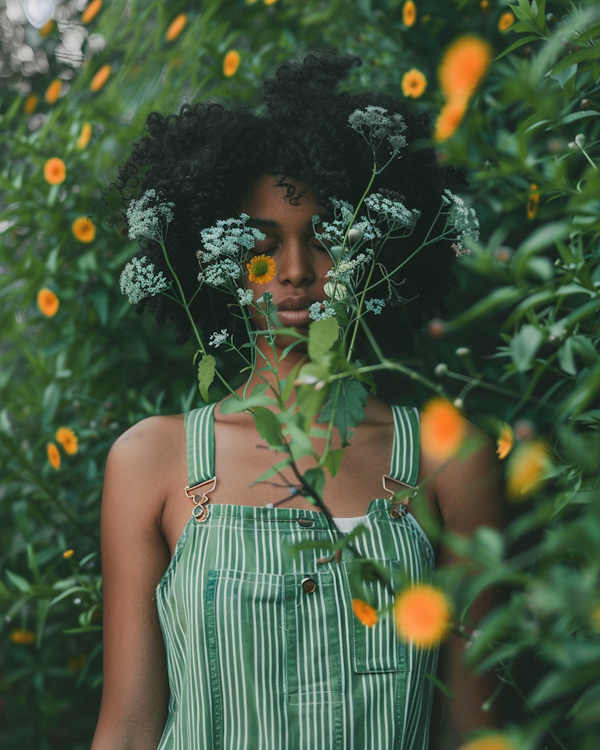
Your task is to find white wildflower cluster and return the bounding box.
[120,256,169,304]
[441,190,480,254]
[198,214,265,287]
[308,301,337,322]
[126,190,174,241]
[314,199,381,248]
[365,298,386,315]
[365,193,420,229]
[209,329,228,348]
[326,251,373,285]
[236,288,254,305]
[348,106,407,156]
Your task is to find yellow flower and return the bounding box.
[37,288,59,317]
[166,13,187,41]
[433,99,468,142]
[506,441,551,500]
[63,549,75,559]
[47,442,61,470]
[39,19,54,36]
[81,0,102,23]
[90,64,111,92]
[527,183,540,220]
[458,735,516,750]
[395,584,450,648]
[247,254,276,283]
[498,11,515,32]
[401,68,427,98]
[77,122,92,150]
[56,427,78,455]
[264,0,279,4]
[496,423,513,460]
[402,0,417,27]
[352,599,379,628]
[44,157,66,185]
[223,50,241,77]
[45,78,62,104]
[24,93,38,114]
[480,0,490,11]
[72,217,96,243]
[420,398,467,461]
[438,35,493,103]
[9,629,36,645]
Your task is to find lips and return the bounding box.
[275,296,317,327]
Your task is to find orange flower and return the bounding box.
[47,442,61,470]
[438,36,493,103]
[166,13,187,41]
[498,11,515,32]
[63,549,75,559]
[44,157,66,185]
[24,93,38,114]
[402,0,417,27]
[37,288,59,317]
[401,69,427,98]
[433,99,468,142]
[352,599,379,628]
[247,254,276,283]
[81,0,102,23]
[480,0,490,11]
[90,64,111,92]
[395,584,450,647]
[527,183,540,220]
[56,427,78,455]
[72,217,96,243]
[223,50,241,77]
[458,735,516,750]
[420,398,467,461]
[9,629,36,645]
[77,122,92,150]
[39,19,54,36]
[265,0,279,5]
[45,78,62,104]
[496,424,513,460]
[506,441,550,500]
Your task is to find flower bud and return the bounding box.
[428,318,446,339]
[434,363,449,377]
[348,228,363,245]
[330,245,344,261]
[453,398,464,409]
[575,133,586,148]
[455,347,470,357]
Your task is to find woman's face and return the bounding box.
[240,174,333,338]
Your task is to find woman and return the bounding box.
[92,53,504,750]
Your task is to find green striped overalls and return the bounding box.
[156,404,438,750]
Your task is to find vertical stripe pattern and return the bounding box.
[156,405,438,750]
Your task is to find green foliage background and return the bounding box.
[1,0,600,748]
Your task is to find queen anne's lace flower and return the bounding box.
[365,193,421,228]
[209,329,228,347]
[308,301,337,321]
[120,256,169,304]
[326,251,373,284]
[348,106,407,156]
[198,214,265,288]
[126,190,175,241]
[365,298,386,315]
[441,190,480,252]
[236,288,254,305]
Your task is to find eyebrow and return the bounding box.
[246,214,335,229]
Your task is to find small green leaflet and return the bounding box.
[317,379,367,446]
[252,406,283,448]
[308,316,339,363]
[323,448,344,477]
[197,354,216,402]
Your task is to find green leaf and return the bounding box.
[509,324,543,372]
[558,339,577,376]
[252,456,292,485]
[549,63,577,88]
[515,221,569,255]
[317,379,367,446]
[197,354,216,402]
[252,406,283,448]
[551,47,600,76]
[308,316,339,363]
[323,448,344,478]
[220,391,277,413]
[494,34,539,61]
[302,467,325,504]
[5,569,31,593]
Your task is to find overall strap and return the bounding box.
[389,405,420,487]
[184,403,217,487]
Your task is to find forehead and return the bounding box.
[240,175,323,221]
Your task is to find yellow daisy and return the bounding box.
[246,254,276,284]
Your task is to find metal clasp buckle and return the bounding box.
[185,477,217,523]
[382,475,417,519]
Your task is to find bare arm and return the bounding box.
[427,423,506,749]
[91,418,175,750]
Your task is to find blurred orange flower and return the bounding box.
[498,12,515,32]
[352,599,379,628]
[496,423,513,460]
[24,93,38,114]
[45,78,62,104]
[77,122,92,149]
[72,217,96,243]
[265,0,279,5]
[223,50,241,77]
[395,584,450,647]
[458,734,516,750]
[439,36,493,103]
[434,99,468,142]
[56,427,78,455]
[37,288,59,317]
[44,157,66,185]
[527,183,540,219]
[10,629,36,645]
[63,549,75,559]
[47,442,61,470]
[90,64,111,92]
[39,19,54,36]
[421,398,467,461]
[401,69,427,98]
[166,13,187,41]
[81,0,102,23]
[507,441,551,500]
[480,0,490,11]
[402,0,417,27]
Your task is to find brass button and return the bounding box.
[301,577,317,594]
[297,518,314,527]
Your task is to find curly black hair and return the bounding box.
[114,51,465,354]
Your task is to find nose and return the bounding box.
[276,241,316,288]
